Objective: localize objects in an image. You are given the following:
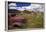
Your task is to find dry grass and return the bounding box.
[16,11,44,29]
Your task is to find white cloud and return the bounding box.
[16,7,25,11]
[9,3,16,6]
[9,3,44,12]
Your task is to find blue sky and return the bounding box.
[9,2,31,7]
[16,3,31,7]
[9,3,44,12]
